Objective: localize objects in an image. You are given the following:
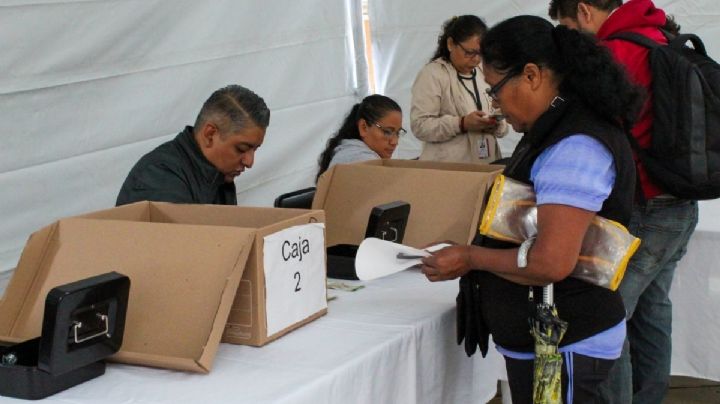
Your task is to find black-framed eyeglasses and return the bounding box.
[372,122,407,138]
[486,71,519,101]
[456,41,482,58]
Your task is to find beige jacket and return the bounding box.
[410,58,508,163]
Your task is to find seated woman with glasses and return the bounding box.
[420,15,644,403]
[316,94,405,181]
[410,15,508,163]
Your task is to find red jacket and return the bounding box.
[598,0,666,198]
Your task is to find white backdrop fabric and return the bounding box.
[3,1,720,265]
[669,230,720,381]
[370,0,720,232]
[0,0,368,273]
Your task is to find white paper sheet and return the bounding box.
[263,223,327,336]
[355,238,450,281]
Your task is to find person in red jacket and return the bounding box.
[549,1,699,403]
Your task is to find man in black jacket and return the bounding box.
[116,85,270,206]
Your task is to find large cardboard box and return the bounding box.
[96,203,328,347]
[166,204,329,347]
[0,202,327,372]
[314,160,502,247]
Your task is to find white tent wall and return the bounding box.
[369,0,720,232]
[0,0,368,273]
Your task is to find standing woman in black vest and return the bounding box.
[420,16,643,403]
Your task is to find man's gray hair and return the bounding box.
[194,85,270,136]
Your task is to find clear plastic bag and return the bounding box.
[479,175,640,290]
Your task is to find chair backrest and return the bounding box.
[273,187,316,209]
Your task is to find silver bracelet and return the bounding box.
[517,237,536,269]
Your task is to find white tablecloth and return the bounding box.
[0,269,506,404]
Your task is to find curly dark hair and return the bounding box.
[480,15,644,127]
[431,15,487,62]
[316,94,401,182]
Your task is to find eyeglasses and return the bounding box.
[455,42,482,58]
[486,71,519,101]
[372,122,407,138]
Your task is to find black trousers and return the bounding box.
[504,352,615,404]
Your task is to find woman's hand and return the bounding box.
[464,111,499,132]
[421,245,472,282]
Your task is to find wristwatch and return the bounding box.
[517,237,536,269]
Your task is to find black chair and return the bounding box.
[273,187,316,209]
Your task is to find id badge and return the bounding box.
[477,137,490,159]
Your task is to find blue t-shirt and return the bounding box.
[530,134,615,212]
[499,134,625,360]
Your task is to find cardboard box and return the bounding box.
[150,204,329,347]
[0,202,327,372]
[313,160,502,247]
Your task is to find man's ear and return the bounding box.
[199,122,219,147]
[577,2,593,25]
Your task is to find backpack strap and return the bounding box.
[606,31,661,49]
[671,33,708,56]
[607,32,674,155]
[608,31,708,56]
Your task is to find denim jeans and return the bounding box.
[597,198,698,404]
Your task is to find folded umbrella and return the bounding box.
[530,284,568,404]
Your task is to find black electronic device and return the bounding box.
[0,272,130,400]
[363,200,411,242]
[327,201,411,280]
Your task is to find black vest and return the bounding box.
[458,97,636,355]
[504,96,635,224]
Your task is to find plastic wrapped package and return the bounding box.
[480,175,537,244]
[480,175,641,290]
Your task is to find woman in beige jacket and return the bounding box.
[411,15,508,163]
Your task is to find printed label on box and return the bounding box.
[263,223,327,336]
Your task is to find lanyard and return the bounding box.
[457,69,482,111]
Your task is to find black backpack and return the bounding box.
[608,31,720,200]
